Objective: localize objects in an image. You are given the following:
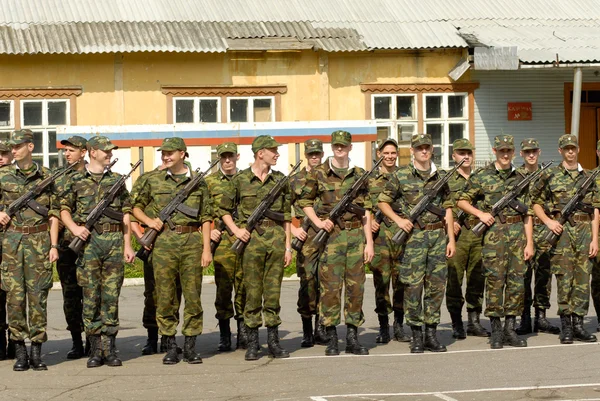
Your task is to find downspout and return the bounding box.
[571,67,583,137]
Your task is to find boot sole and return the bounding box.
[268,353,290,358]
[410,349,424,353]
[574,338,597,342]
[13,367,29,371]
[503,342,527,347]
[245,356,259,361]
[560,339,574,344]
[162,360,180,365]
[184,359,203,364]
[32,366,48,371]
[345,348,369,355]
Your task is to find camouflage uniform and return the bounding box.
[0,146,10,358]
[592,141,600,331]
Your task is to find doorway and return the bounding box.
[564,84,600,169]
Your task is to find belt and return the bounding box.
[571,214,592,223]
[8,223,48,234]
[464,218,479,229]
[499,215,523,224]
[343,220,363,230]
[416,221,445,231]
[94,223,122,234]
[256,219,282,228]
[168,223,201,234]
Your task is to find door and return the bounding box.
[578,107,598,169]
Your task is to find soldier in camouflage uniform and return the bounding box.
[531,134,599,344]
[206,142,246,352]
[60,136,136,368]
[299,130,375,356]
[457,135,534,349]
[219,135,292,361]
[369,138,410,344]
[133,137,212,365]
[379,133,455,353]
[290,138,327,348]
[446,138,489,340]
[0,129,60,371]
[0,141,12,360]
[515,138,560,336]
[591,141,600,332]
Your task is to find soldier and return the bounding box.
[299,130,375,356]
[207,142,246,352]
[593,141,600,332]
[290,139,327,347]
[530,134,598,344]
[133,137,212,365]
[457,134,534,349]
[0,129,60,371]
[446,138,489,339]
[60,136,136,368]
[378,133,455,353]
[0,141,13,360]
[369,138,410,344]
[515,139,560,335]
[219,135,292,361]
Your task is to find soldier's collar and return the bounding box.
[410,161,437,177]
[327,156,355,172]
[560,162,583,173]
[84,164,110,177]
[13,160,40,175]
[218,165,238,177]
[166,165,191,178]
[494,162,515,173]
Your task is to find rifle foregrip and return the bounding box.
[231,239,247,255]
[136,247,151,262]
[291,237,305,252]
[68,237,85,253]
[471,222,487,238]
[139,229,158,249]
[210,239,220,255]
[313,230,329,248]
[392,229,408,245]
[544,230,559,246]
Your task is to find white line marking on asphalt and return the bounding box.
[433,393,459,401]
[288,341,599,360]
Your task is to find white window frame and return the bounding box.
[173,96,222,124]
[227,96,276,123]
[0,100,15,131]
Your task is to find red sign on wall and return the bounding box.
[508,102,532,121]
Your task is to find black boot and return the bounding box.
[515,308,532,335]
[375,315,390,344]
[7,338,15,359]
[267,326,289,358]
[533,308,560,334]
[424,324,446,352]
[183,336,203,364]
[345,324,369,355]
[104,335,122,367]
[572,314,597,342]
[245,326,259,361]
[503,316,527,347]
[141,327,158,355]
[66,331,85,360]
[393,310,410,342]
[13,341,29,371]
[84,336,91,357]
[325,326,339,356]
[218,319,232,352]
[300,317,314,348]
[30,342,47,371]
[489,317,503,349]
[467,311,490,337]
[237,319,248,350]
[314,315,328,345]
[160,335,182,354]
[450,311,466,339]
[409,326,424,353]
[560,314,574,344]
[86,335,103,368]
[0,329,6,361]
[162,336,180,365]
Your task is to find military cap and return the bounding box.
[520,138,540,150]
[87,136,118,151]
[0,141,10,152]
[493,135,515,150]
[559,134,578,149]
[217,142,238,156]
[452,138,474,151]
[305,139,324,154]
[158,137,187,152]
[331,130,352,146]
[411,133,433,148]
[8,129,34,145]
[60,135,87,149]
[252,135,280,153]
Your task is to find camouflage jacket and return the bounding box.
[368,166,398,214]
[290,166,311,219]
[205,168,236,228]
[55,164,88,240]
[129,167,162,221]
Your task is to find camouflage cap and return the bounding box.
[87,136,118,151]
[304,139,324,154]
[411,133,433,148]
[158,137,187,152]
[8,129,34,145]
[452,138,474,151]
[520,138,540,150]
[377,137,398,151]
[252,135,280,153]
[559,134,578,149]
[217,142,238,156]
[493,135,515,150]
[60,135,87,149]
[0,141,10,152]
[331,130,352,146]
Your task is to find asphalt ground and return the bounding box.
[1,278,600,401]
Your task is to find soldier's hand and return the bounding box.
[235,228,251,243]
[210,229,222,242]
[148,218,164,232]
[124,245,135,263]
[546,220,563,235]
[397,218,413,234]
[589,241,598,258]
[72,226,90,241]
[524,243,534,261]
[58,220,65,231]
[293,226,307,241]
[478,212,495,227]
[371,220,380,233]
[284,249,292,267]
[319,219,334,233]
[446,242,455,258]
[0,212,10,226]
[364,242,374,263]
[453,222,461,236]
[201,250,212,267]
[48,248,59,263]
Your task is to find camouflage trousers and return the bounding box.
[319,226,365,327]
[446,226,484,314]
[296,228,321,318]
[593,253,600,317]
[57,243,84,333]
[523,224,552,310]
[1,231,53,342]
[142,256,182,329]
[481,222,526,318]
[76,231,124,336]
[0,289,5,331]
[214,231,245,321]
[398,227,447,326]
[370,223,404,316]
[550,221,592,316]
[242,225,285,329]
[153,230,204,337]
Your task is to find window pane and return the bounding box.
[230,99,248,122]
[373,96,391,119]
[253,99,272,122]
[426,124,443,166]
[47,101,67,125]
[175,99,194,123]
[0,102,10,127]
[397,96,415,120]
[48,130,57,153]
[398,124,416,143]
[32,131,44,154]
[49,154,60,169]
[199,99,218,123]
[588,91,600,103]
[377,126,391,143]
[448,123,466,157]
[448,95,465,118]
[23,102,43,126]
[425,96,442,119]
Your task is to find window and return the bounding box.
[173,97,220,123]
[371,94,417,166]
[227,97,275,123]
[0,100,15,142]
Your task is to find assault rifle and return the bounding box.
[209,209,237,255]
[391,159,465,245]
[471,160,553,237]
[372,202,402,240]
[544,168,600,246]
[69,159,142,253]
[231,161,302,255]
[291,205,320,252]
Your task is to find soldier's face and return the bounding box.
[377,144,398,168]
[0,151,12,166]
[63,145,86,165]
[493,148,514,168]
[161,150,185,169]
[332,144,351,159]
[452,149,473,168]
[219,152,239,174]
[11,142,33,161]
[559,145,578,163]
[411,145,432,163]
[260,147,279,166]
[520,149,540,166]
[91,148,112,166]
[305,152,323,168]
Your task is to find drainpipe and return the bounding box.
[571,67,583,137]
